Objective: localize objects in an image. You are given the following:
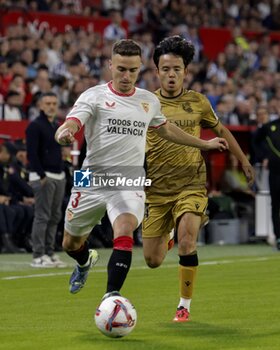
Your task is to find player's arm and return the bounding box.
[55,119,80,145]
[154,121,228,152]
[212,123,255,186]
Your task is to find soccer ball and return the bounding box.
[94,295,137,338]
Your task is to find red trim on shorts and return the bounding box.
[66,117,82,130]
[113,236,134,252]
[108,81,136,97]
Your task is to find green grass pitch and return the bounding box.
[0,244,279,350]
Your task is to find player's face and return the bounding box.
[109,54,141,94]
[157,54,187,97]
[39,96,59,120]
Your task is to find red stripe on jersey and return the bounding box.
[149,120,167,129]
[66,117,82,130]
[108,81,136,97]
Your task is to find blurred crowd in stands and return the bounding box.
[0,0,279,124]
[0,0,280,252]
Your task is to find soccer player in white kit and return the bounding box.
[55,39,228,300]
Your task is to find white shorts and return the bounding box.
[65,189,145,237]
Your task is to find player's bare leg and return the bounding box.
[173,212,201,322]
[142,235,170,268]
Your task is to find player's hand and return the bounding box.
[205,137,228,152]
[241,163,255,187]
[56,128,75,145]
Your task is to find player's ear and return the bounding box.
[108,59,112,70]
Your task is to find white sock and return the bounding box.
[178,298,191,311]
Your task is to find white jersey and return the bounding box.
[67,81,166,169]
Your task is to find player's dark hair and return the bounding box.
[153,35,195,68]
[38,92,57,100]
[112,39,142,57]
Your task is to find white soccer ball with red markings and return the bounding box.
[94,296,137,338]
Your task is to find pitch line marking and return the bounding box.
[1,256,275,281]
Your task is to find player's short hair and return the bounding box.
[112,39,142,57]
[153,35,195,68]
[38,92,58,100]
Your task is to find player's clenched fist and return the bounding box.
[56,128,75,145]
[55,120,80,145]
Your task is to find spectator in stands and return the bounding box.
[68,80,86,107]
[34,50,49,70]
[27,91,42,121]
[254,112,280,250]
[3,141,34,251]
[20,48,37,79]
[0,91,25,120]
[206,52,228,84]
[8,74,26,101]
[14,139,29,176]
[8,60,27,80]
[185,26,203,63]
[0,202,18,253]
[103,9,127,42]
[216,94,240,125]
[139,31,155,67]
[0,56,12,99]
[250,106,270,191]
[46,35,63,71]
[221,153,255,236]
[102,0,122,12]
[31,66,52,95]
[26,92,66,267]
[123,0,148,34]
[0,141,33,251]
[0,143,24,253]
[13,139,34,252]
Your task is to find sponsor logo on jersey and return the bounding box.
[107,118,146,137]
[105,101,116,108]
[73,168,92,187]
[171,119,196,128]
[182,102,193,113]
[141,102,149,113]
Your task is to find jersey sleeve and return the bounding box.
[199,94,220,129]
[148,96,167,129]
[66,89,97,126]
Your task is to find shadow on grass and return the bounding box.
[76,321,241,348]
[73,323,280,350]
[157,320,242,338]
[76,331,147,350]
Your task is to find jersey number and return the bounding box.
[72,192,81,208]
